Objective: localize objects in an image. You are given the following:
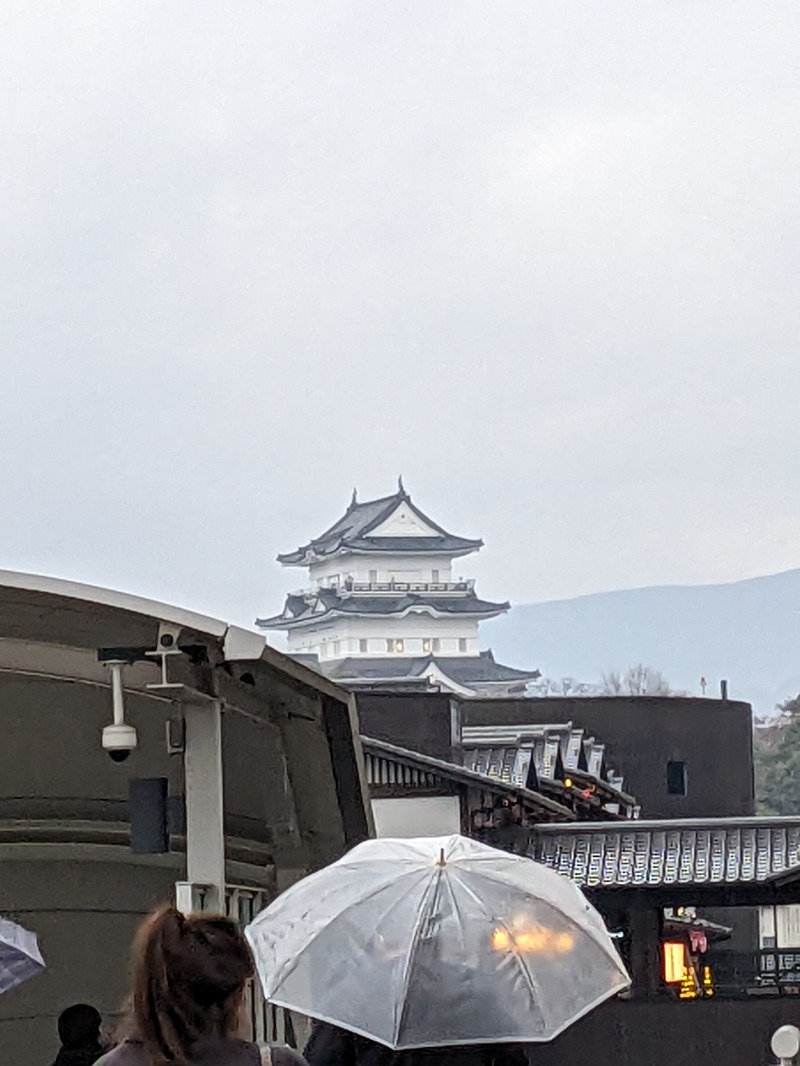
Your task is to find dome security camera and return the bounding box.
[102,722,138,763]
[102,660,138,763]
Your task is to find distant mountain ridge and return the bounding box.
[481,568,800,718]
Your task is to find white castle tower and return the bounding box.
[256,480,539,696]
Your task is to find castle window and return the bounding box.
[666,761,687,796]
[458,638,468,653]
[369,570,378,583]
[386,639,405,653]
[431,569,440,583]
[359,639,368,653]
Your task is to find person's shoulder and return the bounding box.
[271,1045,310,1066]
[94,1040,145,1065]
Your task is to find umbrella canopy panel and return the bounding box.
[247,835,629,1049]
[0,918,45,997]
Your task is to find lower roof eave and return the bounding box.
[362,736,575,821]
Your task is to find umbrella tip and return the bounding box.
[437,847,446,867]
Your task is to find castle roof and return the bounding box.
[325,649,539,687]
[256,587,509,629]
[277,482,482,566]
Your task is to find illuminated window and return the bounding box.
[386,639,405,653]
[663,941,687,983]
[422,638,433,654]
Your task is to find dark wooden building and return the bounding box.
[352,688,800,1066]
[355,691,755,819]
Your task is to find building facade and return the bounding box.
[0,571,370,1063]
[257,481,539,695]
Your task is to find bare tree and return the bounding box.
[600,669,623,695]
[600,663,675,696]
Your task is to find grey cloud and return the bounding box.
[0,2,798,628]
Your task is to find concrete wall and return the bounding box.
[0,852,178,1065]
[0,673,181,823]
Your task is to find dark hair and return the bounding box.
[129,905,255,1065]
[58,1003,101,1049]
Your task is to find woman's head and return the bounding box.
[130,904,255,1065]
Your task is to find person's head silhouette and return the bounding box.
[54,1004,103,1065]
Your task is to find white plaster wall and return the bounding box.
[288,615,479,659]
[371,796,461,837]
[367,502,439,538]
[285,620,336,653]
[776,905,800,947]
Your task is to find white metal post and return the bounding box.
[182,699,226,914]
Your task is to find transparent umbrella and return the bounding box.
[0,918,45,997]
[246,835,629,1049]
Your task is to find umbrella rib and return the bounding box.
[258,869,435,1027]
[393,866,444,1045]
[257,865,428,996]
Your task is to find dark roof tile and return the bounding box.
[277,488,482,565]
[256,590,509,628]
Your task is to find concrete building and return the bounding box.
[257,481,539,695]
[0,571,370,1064]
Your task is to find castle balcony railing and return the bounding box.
[291,579,476,597]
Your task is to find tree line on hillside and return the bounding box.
[754,695,800,815]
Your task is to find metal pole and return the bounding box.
[109,662,125,725]
[182,699,226,914]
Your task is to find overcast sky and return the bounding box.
[2,2,799,629]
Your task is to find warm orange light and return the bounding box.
[554,932,574,953]
[663,941,687,983]
[564,777,574,789]
[517,930,548,952]
[492,929,511,950]
[493,923,576,955]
